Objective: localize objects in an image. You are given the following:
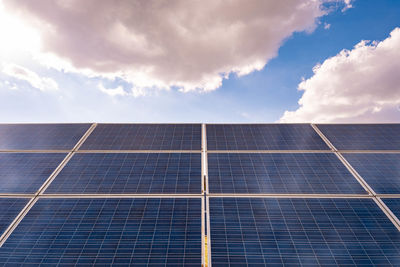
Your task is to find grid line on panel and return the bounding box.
[77,150,201,153]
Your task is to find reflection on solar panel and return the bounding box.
[208,153,366,194]
[383,199,400,219]
[80,124,201,150]
[207,124,329,150]
[0,198,28,237]
[0,153,66,193]
[0,124,91,150]
[343,153,400,194]
[209,198,400,266]
[0,198,201,266]
[45,153,201,194]
[317,124,400,150]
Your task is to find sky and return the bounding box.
[0,0,399,123]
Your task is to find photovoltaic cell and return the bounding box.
[80,124,201,150]
[208,153,366,194]
[0,198,29,237]
[0,198,201,266]
[209,198,400,266]
[206,124,329,151]
[0,124,91,150]
[45,153,201,194]
[382,199,400,220]
[317,124,400,150]
[343,153,400,194]
[0,153,67,193]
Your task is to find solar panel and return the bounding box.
[206,124,329,151]
[208,153,366,194]
[45,153,201,194]
[382,198,400,219]
[0,198,202,266]
[0,124,91,151]
[209,198,400,266]
[80,124,201,150]
[0,198,29,237]
[0,153,66,193]
[343,153,400,194]
[317,124,400,150]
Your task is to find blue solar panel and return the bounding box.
[317,124,400,150]
[343,153,400,194]
[0,153,66,193]
[208,153,366,194]
[0,198,201,266]
[80,124,201,150]
[0,198,29,237]
[206,124,329,151]
[210,198,400,266]
[45,153,201,194]
[0,124,91,150]
[382,198,400,220]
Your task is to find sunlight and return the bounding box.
[0,1,41,58]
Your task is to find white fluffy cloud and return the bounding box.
[2,0,349,93]
[280,28,400,123]
[2,63,59,91]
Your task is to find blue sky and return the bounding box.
[0,0,399,123]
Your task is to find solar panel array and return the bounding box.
[0,123,399,266]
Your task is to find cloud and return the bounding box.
[280,28,400,123]
[2,63,59,91]
[2,0,349,93]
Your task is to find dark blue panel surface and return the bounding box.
[80,124,201,150]
[0,198,201,266]
[344,153,400,194]
[0,153,66,193]
[0,198,28,237]
[317,124,400,150]
[0,124,91,150]
[206,124,329,150]
[210,198,400,266]
[45,153,201,194]
[208,153,366,194]
[383,199,400,220]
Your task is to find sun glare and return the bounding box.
[0,1,41,57]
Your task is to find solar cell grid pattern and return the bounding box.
[0,198,29,237]
[382,199,400,220]
[343,153,400,194]
[80,124,201,150]
[317,124,400,150]
[209,198,400,266]
[45,153,201,194]
[0,124,91,150]
[0,198,202,266]
[208,153,366,194]
[0,153,66,193]
[206,124,330,151]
